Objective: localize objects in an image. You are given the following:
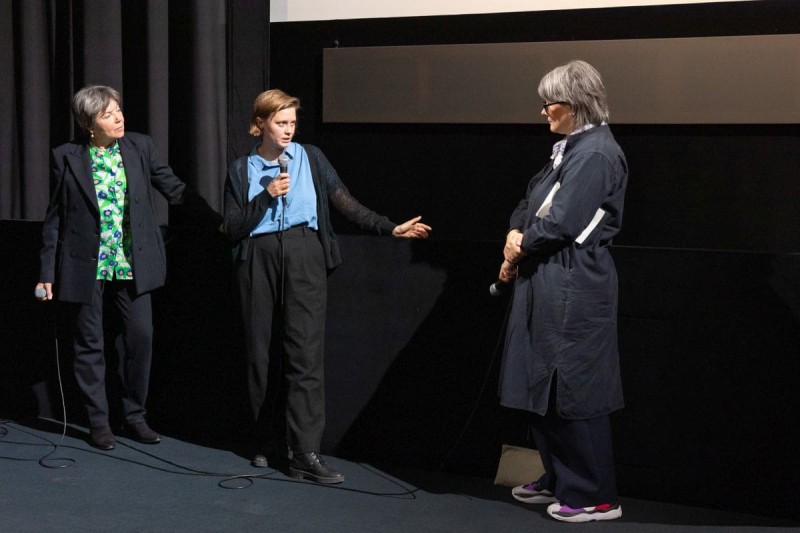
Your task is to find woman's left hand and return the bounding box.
[504,229,526,264]
[392,216,432,239]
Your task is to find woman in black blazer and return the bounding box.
[36,85,188,450]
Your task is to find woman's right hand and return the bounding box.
[35,282,53,301]
[498,260,518,283]
[267,173,290,198]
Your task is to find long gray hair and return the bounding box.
[538,60,609,128]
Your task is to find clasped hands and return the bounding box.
[499,229,526,282]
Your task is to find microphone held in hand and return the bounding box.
[35,286,47,299]
[489,280,510,297]
[278,154,289,174]
[277,154,289,205]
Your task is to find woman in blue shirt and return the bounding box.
[222,89,430,484]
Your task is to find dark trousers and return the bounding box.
[237,227,327,454]
[530,379,618,507]
[70,280,153,429]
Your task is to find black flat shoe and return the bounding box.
[289,452,344,484]
[127,421,161,444]
[90,426,116,450]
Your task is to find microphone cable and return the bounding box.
[1,298,75,469]
[276,152,290,316]
[36,297,75,470]
[435,282,514,473]
[276,163,288,442]
[278,177,287,312]
[0,421,418,497]
[115,440,419,497]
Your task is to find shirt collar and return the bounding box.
[249,142,297,171]
[571,123,598,137]
[551,123,605,167]
[89,141,120,157]
[552,122,606,159]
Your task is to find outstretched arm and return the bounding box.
[391,216,431,239]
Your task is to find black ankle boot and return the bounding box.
[289,452,344,484]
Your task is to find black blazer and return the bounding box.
[39,132,187,304]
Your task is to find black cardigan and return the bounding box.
[221,144,397,270]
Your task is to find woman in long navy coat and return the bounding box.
[498,60,628,523]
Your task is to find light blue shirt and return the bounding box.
[247,142,318,235]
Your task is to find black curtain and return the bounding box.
[0,0,269,221]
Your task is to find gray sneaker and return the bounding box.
[511,481,557,504]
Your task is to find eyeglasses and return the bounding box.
[541,101,569,111]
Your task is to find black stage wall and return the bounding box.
[3,220,799,520]
[3,0,799,522]
[267,1,800,253]
[269,0,799,519]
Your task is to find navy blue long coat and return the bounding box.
[499,125,628,419]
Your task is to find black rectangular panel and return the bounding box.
[323,35,800,124]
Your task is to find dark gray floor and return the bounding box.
[1,418,797,533]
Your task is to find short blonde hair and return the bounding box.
[249,89,300,136]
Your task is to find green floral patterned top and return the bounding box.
[90,142,133,280]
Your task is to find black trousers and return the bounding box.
[237,227,327,454]
[69,280,153,429]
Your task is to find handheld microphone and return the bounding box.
[489,280,509,297]
[277,154,289,205]
[278,154,289,175]
[35,286,47,299]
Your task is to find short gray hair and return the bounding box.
[71,85,122,132]
[538,60,609,128]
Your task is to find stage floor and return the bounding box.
[1,418,797,533]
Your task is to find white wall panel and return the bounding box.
[271,0,748,22]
